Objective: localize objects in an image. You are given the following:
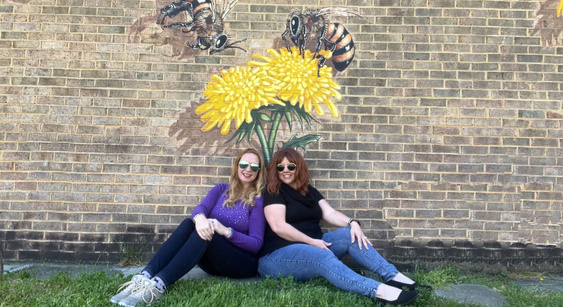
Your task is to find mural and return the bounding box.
[129,0,198,59]
[168,7,358,163]
[128,0,244,58]
[282,8,360,72]
[156,0,247,54]
[195,47,341,164]
[168,98,243,157]
[128,1,563,57]
[532,0,563,46]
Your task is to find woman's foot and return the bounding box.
[385,279,433,292]
[375,284,419,306]
[385,273,432,291]
[118,278,164,307]
[110,275,147,304]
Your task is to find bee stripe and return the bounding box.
[335,33,352,49]
[324,23,337,38]
[193,2,211,18]
[332,39,354,56]
[332,47,354,62]
[325,23,346,44]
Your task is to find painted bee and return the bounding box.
[282,8,359,72]
[157,0,246,54]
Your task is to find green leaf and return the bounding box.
[261,105,281,112]
[284,103,318,130]
[284,111,292,130]
[280,134,322,151]
[246,121,257,143]
[226,121,252,144]
[259,112,272,122]
[289,107,303,128]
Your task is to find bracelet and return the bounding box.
[226,227,233,239]
[193,213,205,222]
[347,218,361,227]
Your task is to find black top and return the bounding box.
[259,183,325,256]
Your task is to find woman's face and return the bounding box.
[237,152,260,188]
[277,157,297,189]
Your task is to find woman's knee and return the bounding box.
[323,227,351,242]
[171,218,195,237]
[257,257,280,278]
[179,217,195,230]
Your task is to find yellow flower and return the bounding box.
[248,47,341,118]
[196,66,283,135]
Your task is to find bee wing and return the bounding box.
[220,0,239,20]
[318,7,362,18]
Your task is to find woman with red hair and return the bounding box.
[258,148,429,306]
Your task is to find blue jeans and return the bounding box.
[144,218,258,288]
[258,227,399,299]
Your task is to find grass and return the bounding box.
[1,265,562,307]
[117,240,149,267]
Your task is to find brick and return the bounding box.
[443,209,470,218]
[415,210,441,218]
[143,195,171,204]
[404,52,429,60]
[413,229,440,237]
[386,209,415,218]
[1,0,562,262]
[111,213,141,223]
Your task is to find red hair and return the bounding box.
[266,148,309,195]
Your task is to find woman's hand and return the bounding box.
[310,239,332,251]
[350,222,372,250]
[207,218,230,237]
[194,215,214,241]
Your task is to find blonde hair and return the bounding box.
[223,148,265,208]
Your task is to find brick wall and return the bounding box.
[1,0,562,263]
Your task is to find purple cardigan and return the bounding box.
[190,184,265,254]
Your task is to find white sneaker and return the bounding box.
[118,278,164,307]
[110,275,147,304]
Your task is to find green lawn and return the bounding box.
[1,266,561,306]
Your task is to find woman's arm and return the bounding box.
[190,184,225,219]
[210,197,266,254]
[191,184,225,241]
[265,204,331,250]
[318,199,350,227]
[318,199,371,250]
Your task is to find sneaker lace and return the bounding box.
[115,278,140,294]
[131,281,159,304]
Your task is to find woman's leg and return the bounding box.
[197,234,258,278]
[143,218,209,288]
[322,227,399,282]
[143,218,196,276]
[258,244,379,299]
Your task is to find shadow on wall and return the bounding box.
[532,0,563,46]
[168,97,260,156]
[388,240,562,269]
[383,179,562,246]
[128,0,201,59]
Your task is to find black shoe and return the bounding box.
[375,290,419,306]
[385,280,433,291]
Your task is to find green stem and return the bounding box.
[267,111,283,162]
[254,122,270,164]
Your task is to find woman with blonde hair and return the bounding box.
[111,148,266,307]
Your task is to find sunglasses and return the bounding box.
[276,163,296,172]
[239,160,260,172]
